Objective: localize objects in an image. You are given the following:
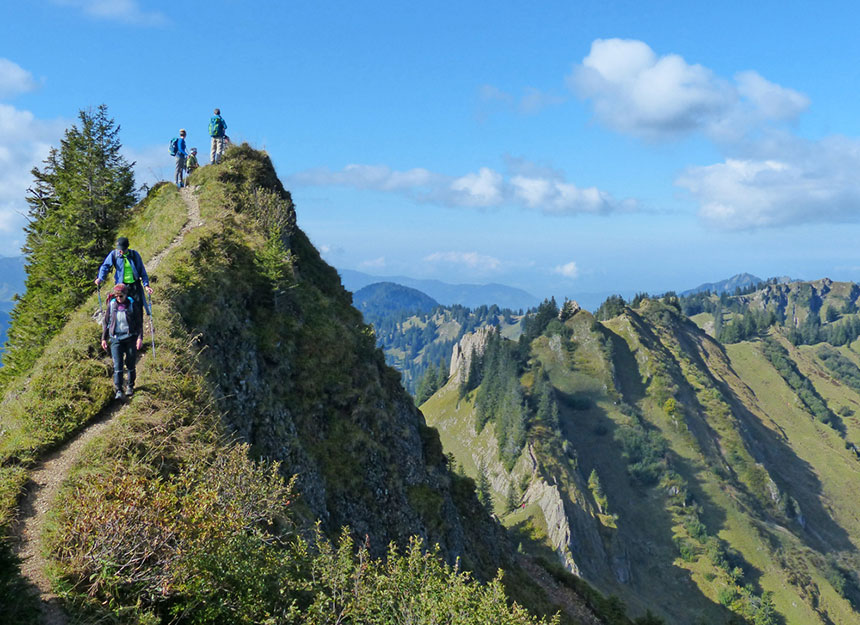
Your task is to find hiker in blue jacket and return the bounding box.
[174,129,188,188]
[95,236,152,336]
[101,283,143,399]
[209,108,227,164]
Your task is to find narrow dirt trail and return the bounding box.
[12,186,202,625]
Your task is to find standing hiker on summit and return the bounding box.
[174,129,188,188]
[209,108,227,164]
[101,284,143,399]
[95,236,152,336]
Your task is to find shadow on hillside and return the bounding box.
[607,332,646,403]
[684,334,856,556]
[556,389,735,624]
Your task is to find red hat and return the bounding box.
[113,284,128,294]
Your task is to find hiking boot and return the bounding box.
[114,389,124,400]
[125,385,134,397]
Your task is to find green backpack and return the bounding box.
[208,116,225,137]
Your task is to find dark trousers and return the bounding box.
[125,280,146,335]
[110,337,138,390]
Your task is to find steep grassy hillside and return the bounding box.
[422,298,860,625]
[0,147,608,624]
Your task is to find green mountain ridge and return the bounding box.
[0,146,640,624]
[420,292,860,625]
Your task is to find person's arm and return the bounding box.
[134,251,150,288]
[179,138,188,157]
[95,251,114,284]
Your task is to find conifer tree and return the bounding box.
[1,105,135,383]
[476,460,492,511]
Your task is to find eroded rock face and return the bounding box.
[449,326,495,380]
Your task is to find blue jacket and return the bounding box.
[177,136,188,157]
[97,249,150,287]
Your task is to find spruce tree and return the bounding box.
[476,460,492,511]
[1,105,135,384]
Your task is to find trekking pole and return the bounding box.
[97,283,103,318]
[147,291,156,360]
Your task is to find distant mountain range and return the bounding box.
[340,269,540,311]
[680,272,793,296]
[0,256,25,352]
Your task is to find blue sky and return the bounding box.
[2,0,860,304]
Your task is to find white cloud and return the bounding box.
[50,0,167,25]
[553,261,580,279]
[289,159,633,216]
[677,134,860,229]
[450,167,504,207]
[569,38,808,141]
[360,256,386,270]
[424,251,501,273]
[734,71,810,121]
[124,144,171,189]
[0,103,66,254]
[0,59,37,99]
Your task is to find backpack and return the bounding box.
[208,116,224,137]
[169,137,179,156]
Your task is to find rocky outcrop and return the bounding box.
[449,326,495,381]
[558,299,581,321]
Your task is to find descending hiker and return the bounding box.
[101,284,143,399]
[95,236,152,335]
[209,108,227,164]
[186,147,200,177]
[173,129,188,188]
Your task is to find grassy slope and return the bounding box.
[423,301,860,624]
[0,184,187,523]
[0,148,583,624]
[723,340,860,623]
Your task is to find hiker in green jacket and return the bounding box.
[186,147,200,176]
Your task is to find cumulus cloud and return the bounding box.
[553,261,580,279]
[424,251,502,273]
[50,0,167,25]
[0,59,37,99]
[569,38,808,141]
[289,159,633,216]
[450,168,504,207]
[677,134,860,229]
[0,103,66,254]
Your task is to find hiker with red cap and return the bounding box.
[101,283,143,399]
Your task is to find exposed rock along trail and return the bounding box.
[12,186,202,625]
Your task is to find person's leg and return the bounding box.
[130,281,145,338]
[210,137,217,164]
[124,339,137,394]
[110,340,124,394]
